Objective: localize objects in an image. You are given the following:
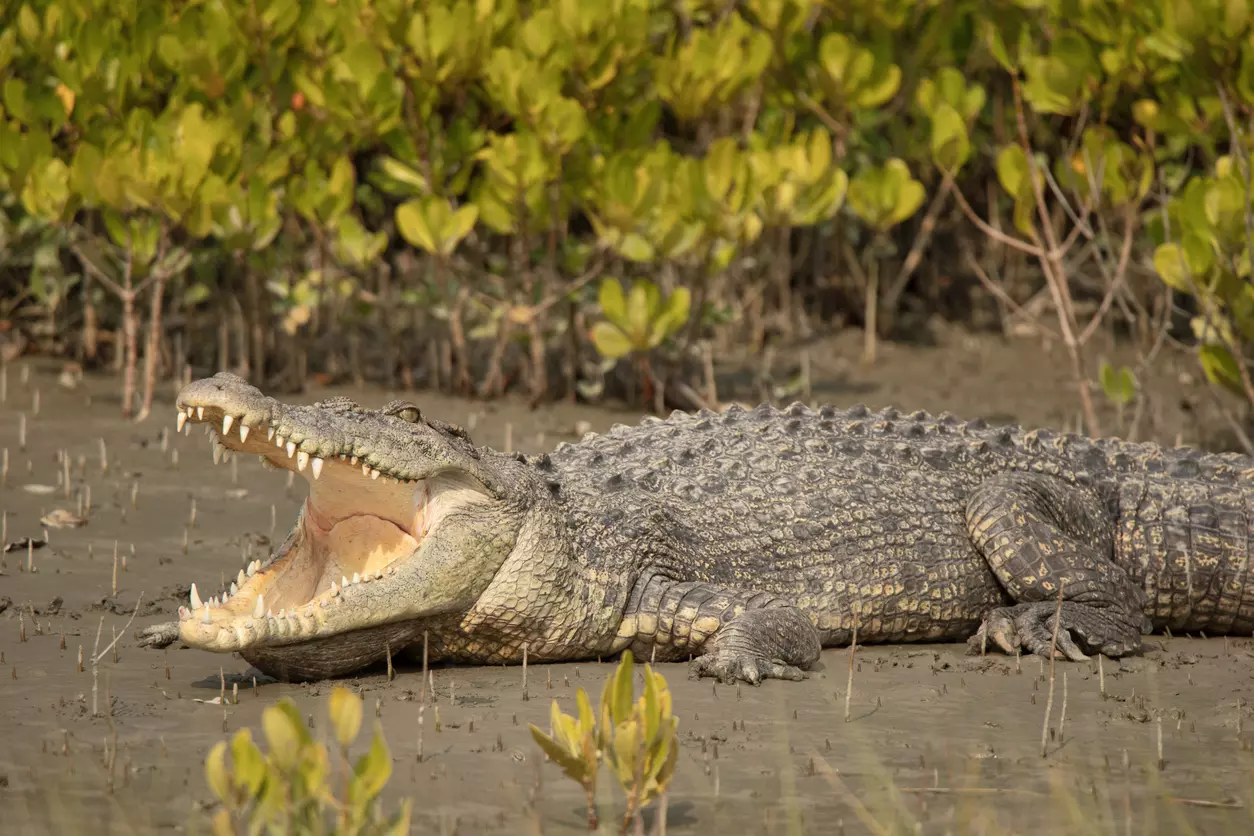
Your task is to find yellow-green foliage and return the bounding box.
[590,278,691,360]
[203,687,411,836]
[5,0,1254,397]
[530,651,679,833]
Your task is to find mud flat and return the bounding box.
[2,330,1253,835]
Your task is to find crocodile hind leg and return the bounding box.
[965,472,1148,660]
[619,576,822,685]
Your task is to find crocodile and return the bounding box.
[137,372,1254,684]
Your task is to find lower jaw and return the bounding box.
[238,620,432,682]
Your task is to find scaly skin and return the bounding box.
[138,373,1254,684]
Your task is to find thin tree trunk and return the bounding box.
[136,276,167,421]
[121,292,138,418]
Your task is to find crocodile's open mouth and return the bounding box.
[171,400,470,650]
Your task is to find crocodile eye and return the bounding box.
[395,405,421,423]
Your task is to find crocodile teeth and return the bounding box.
[178,606,189,621]
[371,469,380,480]
[341,575,350,588]
[229,582,238,596]
[190,583,203,610]
[352,572,361,584]
[201,607,212,624]
[350,455,359,465]
[247,560,258,576]
[286,441,297,458]
[266,426,275,442]
[222,415,234,435]
[239,424,250,443]
[374,570,383,580]
[254,595,265,618]
[311,457,324,480]
[275,434,285,448]
[213,439,225,465]
[237,569,246,586]
[330,581,340,597]
[176,410,188,433]
[296,451,310,472]
[386,566,395,576]
[196,406,204,420]
[361,463,370,477]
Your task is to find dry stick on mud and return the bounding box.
[1039,584,1066,757]
[91,593,144,717]
[844,620,858,723]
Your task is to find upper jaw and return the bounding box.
[176,384,418,485]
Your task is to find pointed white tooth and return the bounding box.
[177,411,188,432]
[350,455,359,465]
[266,426,275,441]
[190,583,203,610]
[371,469,380,480]
[267,609,273,618]
[183,421,192,436]
[311,457,324,480]
[330,581,339,597]
[286,441,297,458]
[229,582,238,596]
[374,570,383,580]
[201,607,212,624]
[246,561,257,577]
[296,451,309,472]
[254,595,265,618]
[213,440,225,465]
[223,415,234,435]
[237,569,246,586]
[362,463,370,476]
[239,424,250,443]
[196,406,204,420]
[352,572,361,584]
[341,575,350,588]
[275,434,285,448]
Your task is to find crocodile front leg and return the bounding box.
[965,471,1148,660]
[618,576,822,685]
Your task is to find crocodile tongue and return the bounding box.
[267,471,427,612]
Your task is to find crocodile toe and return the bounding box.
[969,601,1142,662]
[688,651,807,686]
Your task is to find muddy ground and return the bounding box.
[3,327,1254,835]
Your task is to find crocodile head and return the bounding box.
[171,373,527,679]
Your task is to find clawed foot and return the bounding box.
[136,621,181,649]
[688,651,807,685]
[967,602,1142,661]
